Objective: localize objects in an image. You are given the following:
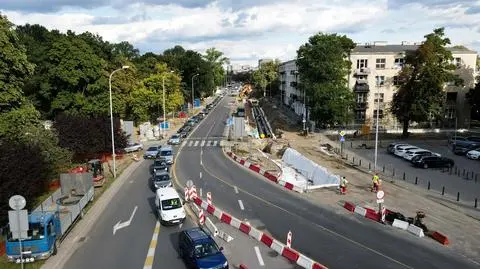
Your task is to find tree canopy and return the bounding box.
[253,60,280,97]
[390,28,459,137]
[297,33,356,125]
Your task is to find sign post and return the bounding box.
[339,130,346,156]
[8,195,28,268]
[376,191,386,223]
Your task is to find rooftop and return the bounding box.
[352,42,476,54]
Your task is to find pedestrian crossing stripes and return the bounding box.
[182,140,221,148]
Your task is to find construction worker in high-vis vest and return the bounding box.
[339,176,348,195]
[372,173,380,193]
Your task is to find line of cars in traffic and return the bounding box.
[448,136,480,160]
[147,95,229,269]
[387,143,455,169]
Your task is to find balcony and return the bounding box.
[356,78,368,84]
[290,81,298,88]
[355,102,368,110]
[354,83,369,93]
[354,67,371,76]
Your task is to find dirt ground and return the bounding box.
[241,96,480,264]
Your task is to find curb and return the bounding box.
[192,197,328,269]
[225,151,305,193]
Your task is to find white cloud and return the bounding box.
[2,0,480,67]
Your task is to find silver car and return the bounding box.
[144,145,160,159]
[152,170,172,189]
[168,134,181,145]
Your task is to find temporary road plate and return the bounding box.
[376,190,385,200]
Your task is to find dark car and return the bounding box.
[410,152,437,163]
[452,143,479,155]
[177,126,185,134]
[412,156,454,169]
[151,159,169,174]
[179,227,228,269]
[449,136,480,150]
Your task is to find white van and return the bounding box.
[155,187,186,225]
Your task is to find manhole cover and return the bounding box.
[77,237,87,243]
[268,250,279,257]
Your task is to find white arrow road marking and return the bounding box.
[113,206,138,235]
[238,200,245,210]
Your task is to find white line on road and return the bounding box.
[201,140,205,147]
[200,188,203,198]
[234,186,239,194]
[194,141,199,147]
[181,141,186,147]
[254,246,265,266]
[206,140,211,147]
[213,140,218,146]
[188,141,193,147]
[200,172,202,179]
[238,200,245,210]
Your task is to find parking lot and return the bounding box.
[346,140,480,203]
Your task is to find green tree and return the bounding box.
[297,33,356,125]
[253,60,280,97]
[390,28,459,137]
[203,47,230,90]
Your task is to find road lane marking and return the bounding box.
[194,141,199,147]
[200,172,202,179]
[200,188,203,198]
[234,186,239,194]
[143,221,160,269]
[201,140,205,147]
[213,141,218,146]
[188,141,193,147]
[205,140,211,147]
[254,246,265,266]
[181,141,186,147]
[238,200,245,210]
[199,156,414,269]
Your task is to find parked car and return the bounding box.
[144,145,161,159]
[178,227,228,269]
[466,148,480,160]
[124,143,144,153]
[387,143,409,154]
[168,134,181,145]
[394,145,419,158]
[452,144,478,155]
[403,149,439,161]
[449,136,480,150]
[412,156,454,169]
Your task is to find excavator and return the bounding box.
[239,84,253,98]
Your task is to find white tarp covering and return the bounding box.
[279,164,308,190]
[281,147,340,188]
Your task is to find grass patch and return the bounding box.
[0,255,45,269]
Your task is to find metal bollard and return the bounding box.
[403,172,406,180]
[457,192,460,202]
[427,181,430,190]
[359,159,362,166]
[346,153,348,160]
[369,163,371,170]
[382,165,385,173]
[475,198,478,209]
[351,142,353,148]
[393,168,395,177]
[442,186,445,195]
[415,177,418,185]
[353,156,355,163]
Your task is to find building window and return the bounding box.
[394,58,405,67]
[357,59,368,69]
[374,93,384,103]
[356,93,367,103]
[355,110,366,120]
[393,76,400,86]
[375,76,385,86]
[445,108,455,119]
[373,110,384,119]
[376,58,386,69]
[453,57,462,67]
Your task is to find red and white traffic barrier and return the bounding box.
[189,185,197,200]
[185,187,190,201]
[227,151,308,194]
[192,196,328,269]
[207,192,212,205]
[199,209,205,225]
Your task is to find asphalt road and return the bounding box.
[346,141,480,203]
[174,95,480,269]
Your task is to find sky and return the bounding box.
[1,0,480,68]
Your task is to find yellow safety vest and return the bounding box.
[372,175,379,184]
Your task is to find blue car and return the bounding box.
[179,227,228,269]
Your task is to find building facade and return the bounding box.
[278,59,306,116]
[278,42,477,128]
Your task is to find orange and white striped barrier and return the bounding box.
[287,230,292,248]
[189,185,197,199]
[132,154,140,161]
[185,187,190,201]
[207,192,212,205]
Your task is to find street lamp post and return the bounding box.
[374,79,380,171]
[191,73,199,113]
[109,65,130,179]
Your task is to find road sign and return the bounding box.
[339,130,346,137]
[194,98,201,108]
[340,136,345,142]
[9,195,26,210]
[376,190,385,200]
[8,210,28,239]
[186,180,194,188]
[159,121,169,130]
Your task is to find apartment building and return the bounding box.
[350,42,477,128]
[278,42,477,128]
[278,59,306,116]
